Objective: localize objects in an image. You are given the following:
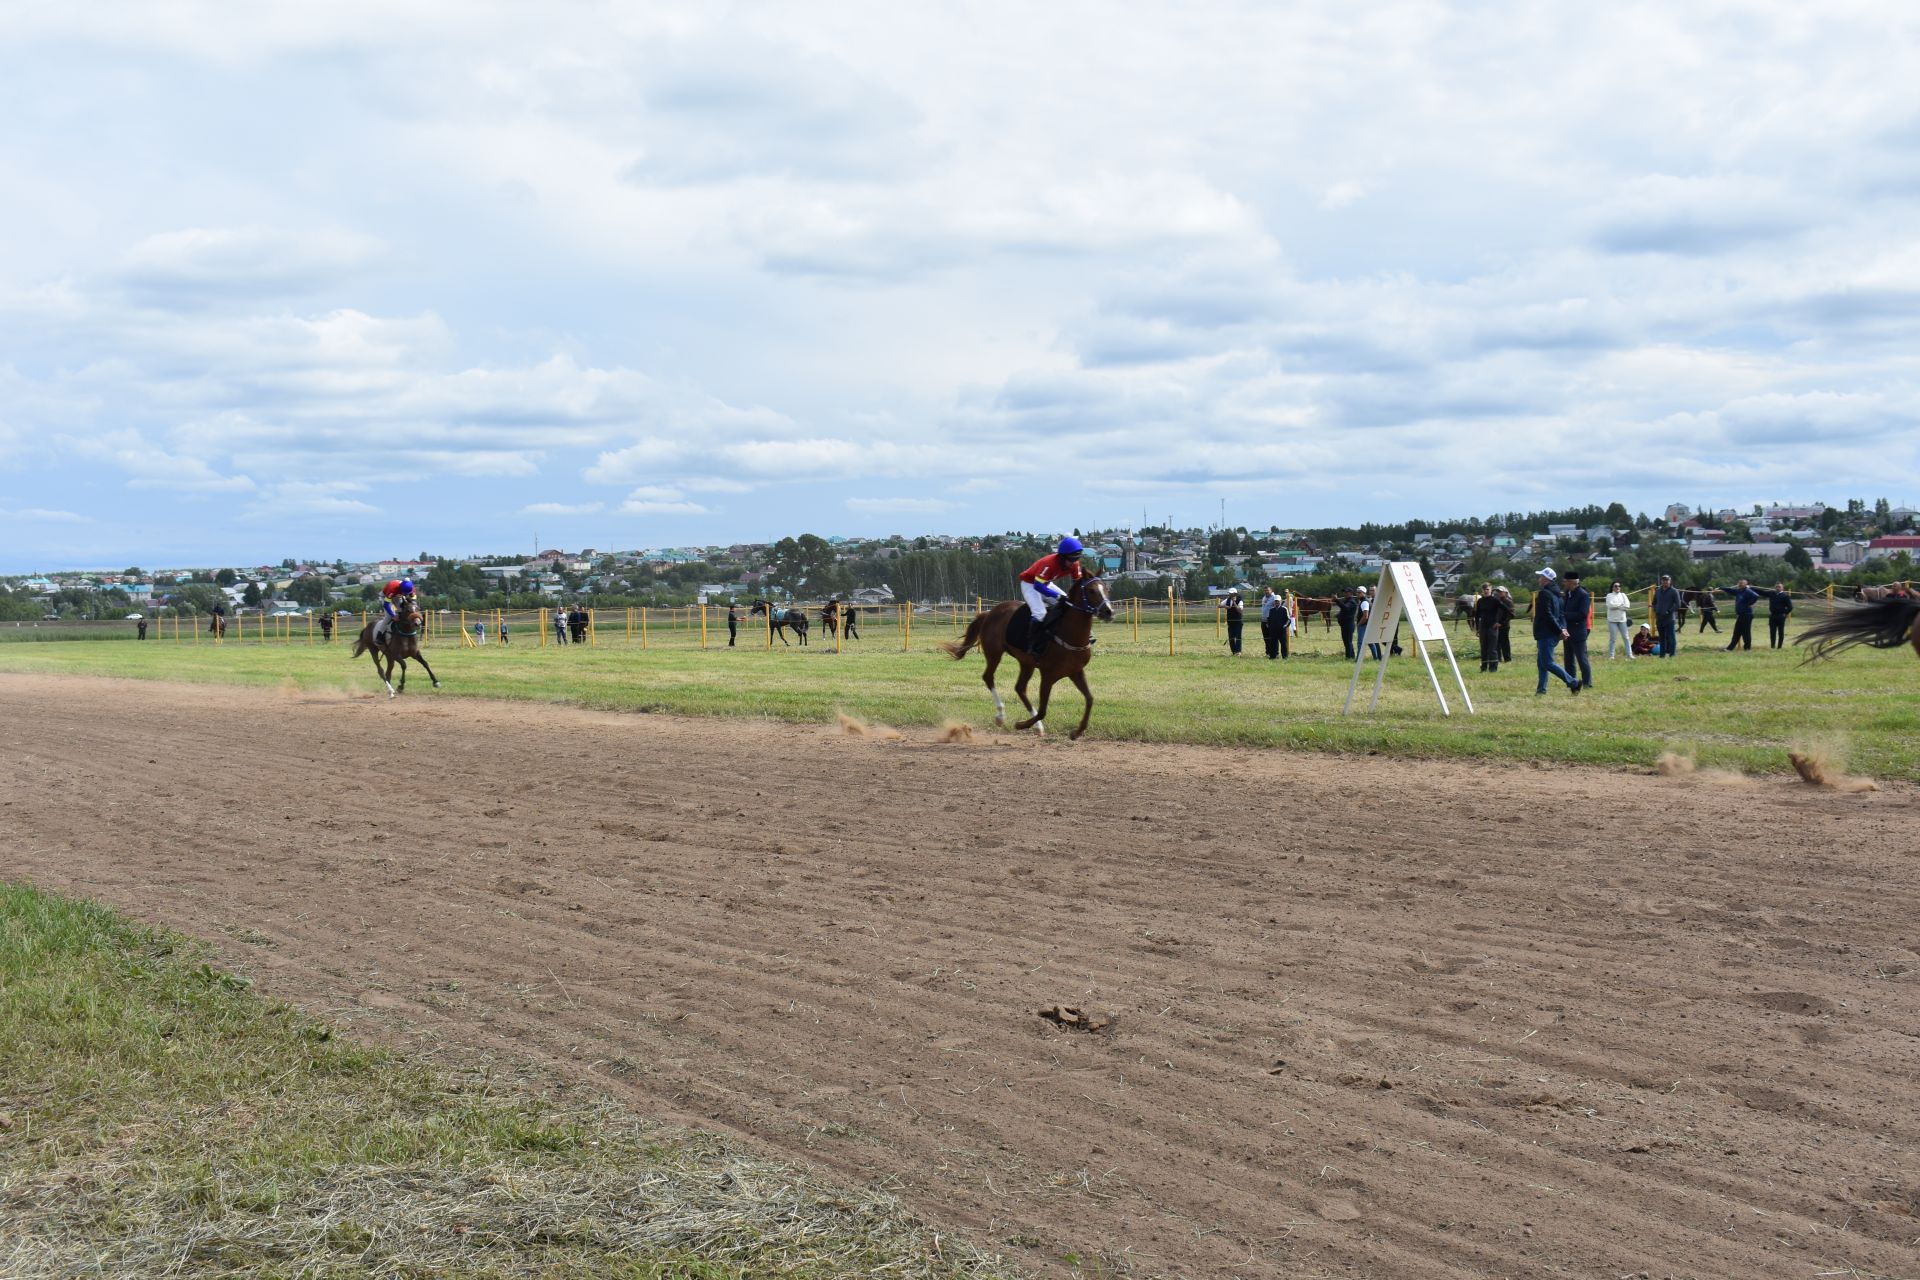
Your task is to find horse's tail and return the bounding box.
[350,631,370,659]
[944,611,990,660]
[1797,598,1920,663]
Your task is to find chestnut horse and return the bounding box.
[944,576,1114,739]
[350,599,440,698]
[1292,596,1335,631]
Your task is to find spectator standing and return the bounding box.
[1765,582,1794,648]
[1604,581,1634,659]
[1720,579,1761,651]
[727,603,740,647]
[1696,590,1721,634]
[1652,575,1681,659]
[1222,590,1245,655]
[843,605,860,640]
[1494,587,1515,663]
[1531,568,1580,696]
[1360,587,1384,660]
[319,612,334,642]
[136,618,148,640]
[1562,571,1593,688]
[569,606,589,644]
[552,609,568,645]
[498,618,510,646]
[473,619,486,646]
[1260,588,1290,660]
[1335,588,1359,660]
[1473,582,1510,672]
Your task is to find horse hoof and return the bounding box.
[993,715,1005,727]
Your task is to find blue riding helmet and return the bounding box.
[1057,535,1083,558]
[399,578,415,593]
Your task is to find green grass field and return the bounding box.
[0,881,1011,1278]
[3,607,1914,777]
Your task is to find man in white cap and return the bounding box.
[1531,567,1580,696]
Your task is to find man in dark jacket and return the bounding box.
[1652,575,1681,659]
[726,603,739,646]
[1260,589,1290,659]
[1720,579,1761,651]
[1222,590,1245,655]
[1561,570,1593,688]
[1532,567,1580,695]
[1473,583,1510,672]
[1764,581,1793,648]
[1335,589,1359,660]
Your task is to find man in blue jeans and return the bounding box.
[1652,574,1681,659]
[1532,567,1581,696]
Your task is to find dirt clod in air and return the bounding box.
[1654,752,1696,776]
[938,721,975,743]
[835,712,901,741]
[1789,750,1879,793]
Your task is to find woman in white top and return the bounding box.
[1604,580,1634,658]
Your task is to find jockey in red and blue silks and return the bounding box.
[1016,536,1086,653]
[375,578,415,642]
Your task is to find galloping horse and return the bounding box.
[750,600,810,646]
[1451,594,1476,629]
[945,576,1115,739]
[1799,595,1920,661]
[350,599,440,698]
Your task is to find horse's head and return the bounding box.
[749,600,767,615]
[1072,576,1115,622]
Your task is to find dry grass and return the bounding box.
[0,881,1015,1279]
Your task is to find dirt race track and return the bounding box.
[5,673,1920,1279]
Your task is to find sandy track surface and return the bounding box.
[4,673,1918,1278]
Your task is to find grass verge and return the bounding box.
[0,880,1011,1279]
[0,617,1915,777]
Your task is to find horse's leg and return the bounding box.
[1012,661,1036,718]
[372,647,395,698]
[394,655,408,694]
[1015,671,1058,734]
[1067,668,1094,740]
[981,649,1007,725]
[412,649,440,689]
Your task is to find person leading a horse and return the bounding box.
[375,577,417,645]
[1017,536,1088,655]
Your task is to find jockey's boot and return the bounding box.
[1025,604,1059,656]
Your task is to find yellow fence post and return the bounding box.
[700,603,708,648]
[1167,587,1176,656]
[642,606,649,649]
[539,607,548,647]
[903,600,912,651]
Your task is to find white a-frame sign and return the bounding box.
[1342,561,1475,716]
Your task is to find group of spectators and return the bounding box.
[551,606,591,645]
[1647,577,1795,658]
[1220,587,1296,660]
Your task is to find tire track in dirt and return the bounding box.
[5,672,1919,1278]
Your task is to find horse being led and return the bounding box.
[749,600,810,646]
[945,576,1114,739]
[1798,595,1920,662]
[350,599,440,697]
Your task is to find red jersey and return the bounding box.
[383,580,407,598]
[1018,553,1086,586]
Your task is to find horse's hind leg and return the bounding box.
[982,651,1007,725]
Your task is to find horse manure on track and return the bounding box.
[1788,749,1880,793]
[1037,1005,1115,1035]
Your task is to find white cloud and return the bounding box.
[521,500,605,515]
[846,496,960,514]
[0,506,89,522]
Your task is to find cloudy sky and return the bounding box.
[3,1,1918,570]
